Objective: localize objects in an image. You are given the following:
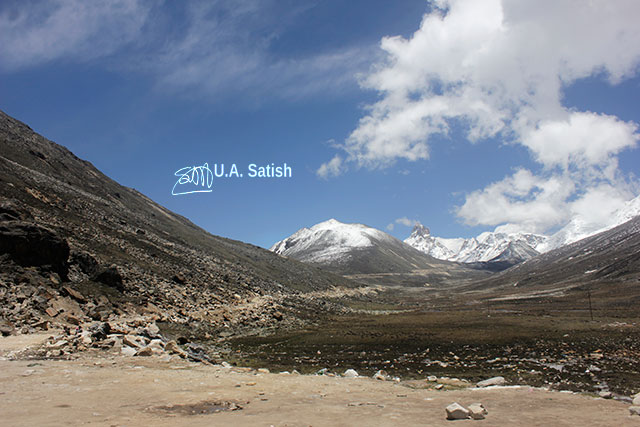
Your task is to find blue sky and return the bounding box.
[1,0,639,248]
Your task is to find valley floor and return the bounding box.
[1,333,638,426]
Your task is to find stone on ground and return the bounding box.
[477,376,505,387]
[468,403,488,420]
[446,402,470,420]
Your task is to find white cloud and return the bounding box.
[395,217,418,227]
[457,169,575,232]
[316,155,345,179]
[0,0,150,70]
[386,217,419,232]
[325,0,640,234]
[521,112,639,170]
[0,0,372,101]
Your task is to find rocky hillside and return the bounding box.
[464,215,640,306]
[0,110,357,342]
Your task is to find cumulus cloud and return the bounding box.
[520,112,639,173]
[325,0,640,233]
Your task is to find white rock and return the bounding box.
[135,346,153,357]
[468,403,488,420]
[633,393,640,406]
[446,402,470,420]
[373,370,388,381]
[343,369,359,378]
[122,335,145,349]
[145,322,160,337]
[121,346,136,356]
[427,375,437,382]
[598,391,612,399]
[477,376,505,387]
[148,339,165,350]
[630,406,640,416]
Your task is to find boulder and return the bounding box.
[122,334,146,349]
[0,221,69,277]
[92,265,124,291]
[135,346,153,357]
[165,340,187,358]
[468,403,488,420]
[633,393,640,406]
[343,369,359,378]
[62,285,86,303]
[144,322,160,338]
[0,320,15,336]
[121,346,136,356]
[630,407,640,416]
[88,322,111,340]
[446,402,470,420]
[69,250,99,276]
[373,370,389,381]
[477,376,506,387]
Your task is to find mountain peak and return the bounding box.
[316,218,342,227]
[410,222,430,237]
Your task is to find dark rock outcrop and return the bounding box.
[92,265,124,291]
[0,220,69,277]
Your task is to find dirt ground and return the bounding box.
[0,333,638,426]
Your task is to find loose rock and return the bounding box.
[477,376,505,387]
[446,402,470,420]
[343,369,359,378]
[468,403,488,420]
[373,370,389,381]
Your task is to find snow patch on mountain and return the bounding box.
[404,223,547,264]
[270,218,395,263]
[539,194,640,252]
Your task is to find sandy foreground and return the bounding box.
[0,334,637,427]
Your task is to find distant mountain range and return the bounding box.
[404,196,640,268]
[404,223,546,267]
[466,214,640,299]
[272,195,640,274]
[270,218,451,275]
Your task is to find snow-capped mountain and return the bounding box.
[539,195,640,252]
[404,223,547,266]
[473,214,640,293]
[270,218,397,264]
[270,219,456,275]
[404,223,464,260]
